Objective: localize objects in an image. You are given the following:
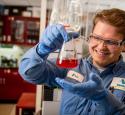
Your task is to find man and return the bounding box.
[19,8,125,115]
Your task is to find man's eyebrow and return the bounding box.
[92,33,123,42]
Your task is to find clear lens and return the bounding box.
[89,34,123,48]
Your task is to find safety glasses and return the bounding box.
[88,33,125,48]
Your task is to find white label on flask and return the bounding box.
[67,70,84,83]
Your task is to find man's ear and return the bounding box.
[122,45,125,52]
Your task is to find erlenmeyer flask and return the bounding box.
[56,0,83,68]
[56,37,78,68]
[50,0,87,68]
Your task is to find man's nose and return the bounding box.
[97,40,107,48]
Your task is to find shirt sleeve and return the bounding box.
[18,44,68,87]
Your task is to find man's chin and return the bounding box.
[93,59,109,68]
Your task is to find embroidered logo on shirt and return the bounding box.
[66,70,84,83]
[110,77,125,91]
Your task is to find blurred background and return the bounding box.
[0,0,125,115]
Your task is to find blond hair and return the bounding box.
[93,8,125,38]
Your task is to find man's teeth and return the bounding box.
[96,50,109,55]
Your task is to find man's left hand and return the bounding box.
[56,73,107,100]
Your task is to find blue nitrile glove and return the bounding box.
[37,24,79,57]
[56,73,107,100]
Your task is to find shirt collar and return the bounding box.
[87,55,124,75]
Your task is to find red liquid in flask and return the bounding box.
[56,58,78,68]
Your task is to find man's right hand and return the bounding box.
[37,24,79,57]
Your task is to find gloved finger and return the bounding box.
[42,25,62,44]
[55,77,75,91]
[68,31,79,39]
[56,24,79,41]
[50,25,65,48]
[55,24,69,42]
[89,73,102,85]
[41,24,65,50]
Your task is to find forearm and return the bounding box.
[18,44,67,86]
